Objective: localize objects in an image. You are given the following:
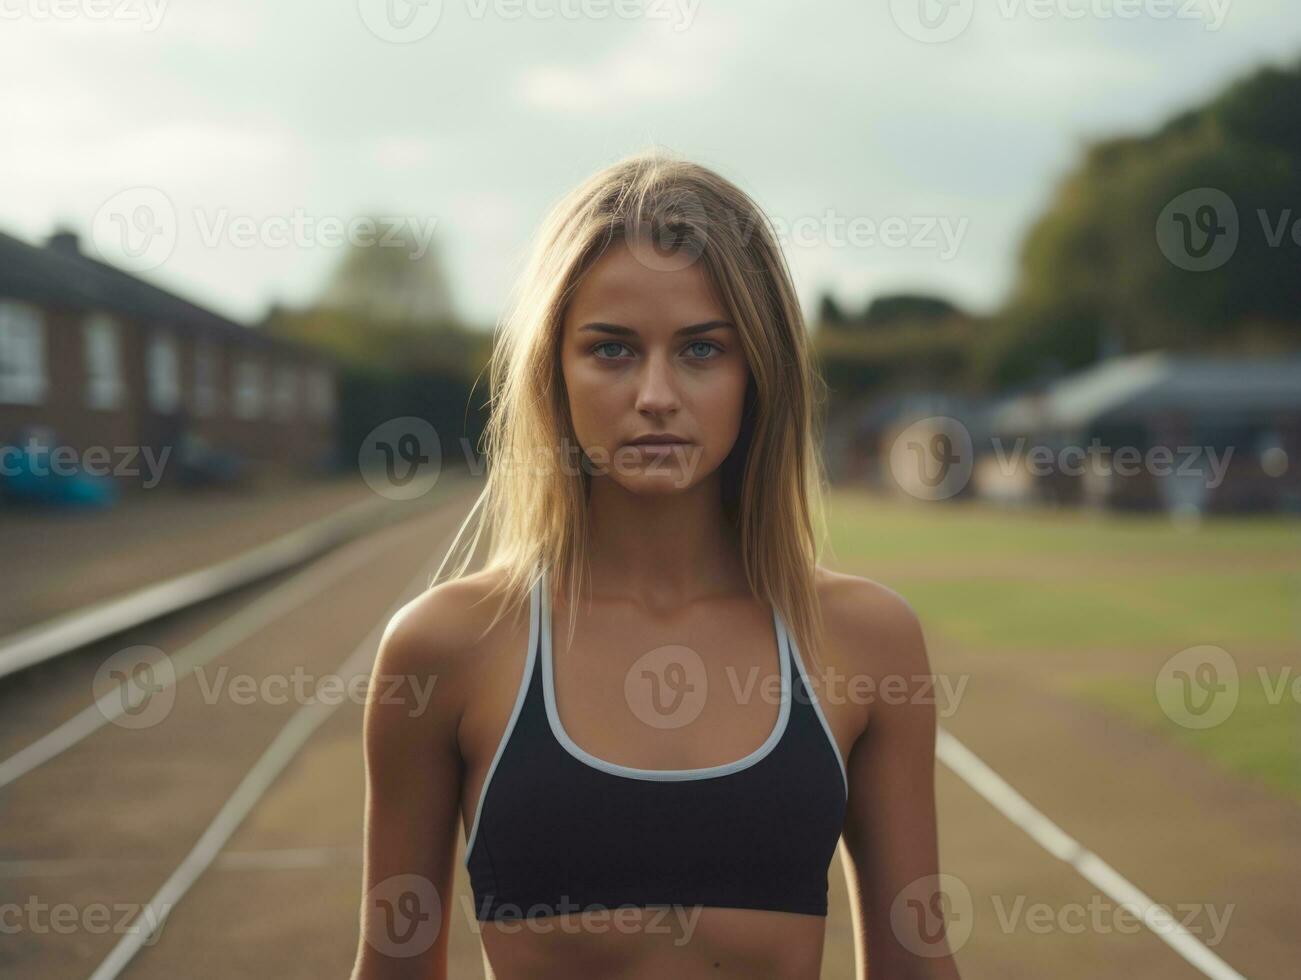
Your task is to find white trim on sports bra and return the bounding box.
[463,570,541,868]
[462,565,851,869]
[540,564,793,782]
[785,617,850,796]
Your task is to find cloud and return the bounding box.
[516,13,741,116]
[0,0,1297,325]
[370,136,443,172]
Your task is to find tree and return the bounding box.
[861,294,959,328]
[317,218,458,329]
[818,292,848,326]
[982,55,1301,385]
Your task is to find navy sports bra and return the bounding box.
[464,566,849,920]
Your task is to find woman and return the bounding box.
[350,152,962,979]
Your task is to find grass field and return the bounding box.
[823,488,1301,798]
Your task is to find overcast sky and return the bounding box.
[2,0,1298,329]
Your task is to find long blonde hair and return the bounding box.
[435,149,832,671]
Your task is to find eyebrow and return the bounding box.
[576,320,736,338]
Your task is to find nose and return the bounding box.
[634,349,681,418]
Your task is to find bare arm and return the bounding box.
[350,590,468,980]
[837,582,962,980]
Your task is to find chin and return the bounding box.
[617,470,696,495]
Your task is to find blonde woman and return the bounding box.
[350,152,961,980]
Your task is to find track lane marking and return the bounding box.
[937,727,1247,980]
[0,526,396,790]
[85,547,441,980]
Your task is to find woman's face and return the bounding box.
[559,240,750,495]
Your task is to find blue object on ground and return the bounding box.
[0,446,119,508]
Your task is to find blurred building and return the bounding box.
[0,227,338,501]
[979,351,1301,515]
[828,390,995,496]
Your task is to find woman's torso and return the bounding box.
[455,567,864,980]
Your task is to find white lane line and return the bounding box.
[86,551,438,980]
[0,519,397,790]
[936,728,1247,980]
[0,493,395,681]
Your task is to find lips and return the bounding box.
[625,434,691,446]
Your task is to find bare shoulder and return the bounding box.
[367,566,528,737]
[379,566,525,672]
[813,565,931,679]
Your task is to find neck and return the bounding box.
[579,471,745,609]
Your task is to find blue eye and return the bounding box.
[590,340,721,361]
[685,341,721,359]
[592,341,631,359]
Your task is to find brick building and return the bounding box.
[0,227,338,496]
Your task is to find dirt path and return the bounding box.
[4,484,1294,977]
[1,475,383,637]
[913,637,1299,978]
